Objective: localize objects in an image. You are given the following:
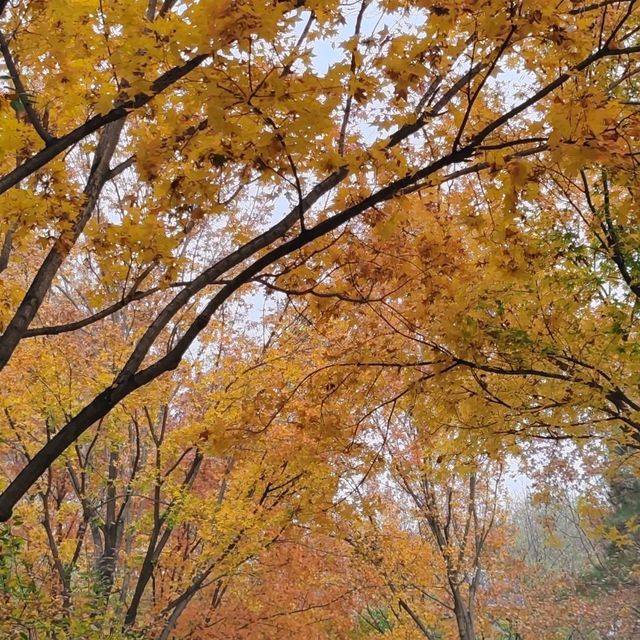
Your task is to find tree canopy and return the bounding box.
[0,0,639,638]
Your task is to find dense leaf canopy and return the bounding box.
[0,0,638,638]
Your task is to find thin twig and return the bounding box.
[0,30,54,145]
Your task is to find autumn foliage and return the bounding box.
[0,0,639,638]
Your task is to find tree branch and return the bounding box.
[0,52,210,196]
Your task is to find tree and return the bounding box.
[1,1,640,637]
[347,445,506,640]
[504,453,640,639]
[0,298,364,637]
[1,0,639,522]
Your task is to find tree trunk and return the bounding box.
[452,589,476,640]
